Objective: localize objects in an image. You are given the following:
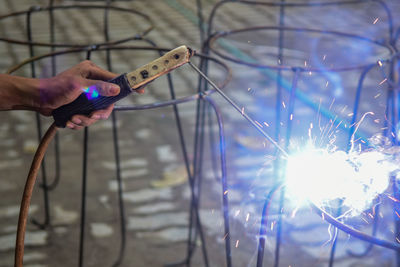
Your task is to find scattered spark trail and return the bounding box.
[235,240,240,248]
[379,78,387,85]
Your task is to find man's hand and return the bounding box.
[38,61,122,129]
[1,61,144,129]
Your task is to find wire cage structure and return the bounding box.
[0,1,236,266]
[0,0,153,230]
[1,0,400,267]
[199,0,400,267]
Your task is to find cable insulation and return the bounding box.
[15,123,58,267]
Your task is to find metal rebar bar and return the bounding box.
[204,96,232,267]
[79,127,89,267]
[188,62,289,157]
[27,6,51,230]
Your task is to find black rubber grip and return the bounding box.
[52,74,132,128]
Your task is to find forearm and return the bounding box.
[0,61,122,128]
[0,74,40,111]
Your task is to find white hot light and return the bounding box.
[285,144,396,215]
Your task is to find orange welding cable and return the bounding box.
[14,123,58,267]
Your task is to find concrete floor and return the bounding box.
[1,0,400,266]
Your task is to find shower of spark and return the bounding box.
[284,142,398,216]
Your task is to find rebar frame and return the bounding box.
[1,1,232,267]
[6,42,233,266]
[0,0,154,231]
[201,0,400,266]
[3,0,400,266]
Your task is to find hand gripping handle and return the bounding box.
[52,74,132,128]
[52,45,193,128]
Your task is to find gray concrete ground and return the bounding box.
[1,0,400,266]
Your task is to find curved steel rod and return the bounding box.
[346,64,378,148]
[310,203,400,251]
[274,68,301,267]
[206,0,394,41]
[204,96,232,267]
[26,7,51,230]
[256,188,400,267]
[6,45,231,267]
[343,64,381,258]
[207,26,393,72]
[45,0,62,192]
[256,183,284,267]
[103,4,126,265]
[0,4,153,47]
[78,127,89,267]
[110,111,126,267]
[346,204,381,257]
[188,62,288,157]
[6,46,232,89]
[141,37,210,267]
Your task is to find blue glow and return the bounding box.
[83,86,99,100]
[285,143,395,216]
[91,90,99,99]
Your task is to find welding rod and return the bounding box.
[188,62,289,157]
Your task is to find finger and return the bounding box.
[66,122,76,129]
[66,122,83,130]
[89,104,114,120]
[136,87,145,94]
[80,60,118,81]
[70,114,98,127]
[73,125,84,130]
[80,80,120,97]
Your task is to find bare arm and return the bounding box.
[0,61,142,129]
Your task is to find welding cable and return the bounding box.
[6,43,233,267]
[13,92,211,267]
[13,92,209,267]
[14,123,58,267]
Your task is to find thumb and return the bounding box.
[82,80,120,97]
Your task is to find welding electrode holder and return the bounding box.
[52,45,194,128]
[52,74,135,127]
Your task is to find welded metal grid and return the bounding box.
[0,0,400,266]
